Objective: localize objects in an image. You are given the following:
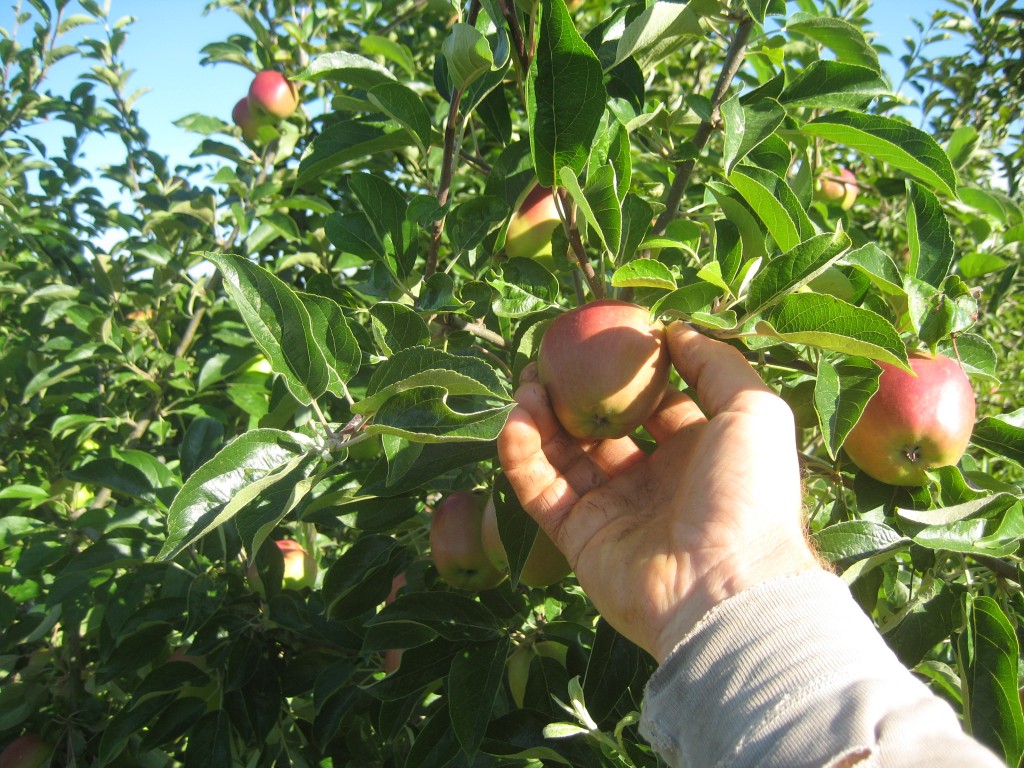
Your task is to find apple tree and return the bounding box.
[1,0,1023,765]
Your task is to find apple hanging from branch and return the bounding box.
[0,734,51,768]
[430,492,506,591]
[505,183,562,264]
[538,300,670,440]
[231,97,264,143]
[813,167,859,210]
[843,352,976,486]
[247,70,299,120]
[481,496,571,587]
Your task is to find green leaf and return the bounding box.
[803,111,958,198]
[907,181,955,287]
[959,186,1023,225]
[745,230,852,315]
[756,293,909,369]
[779,61,888,109]
[844,243,905,297]
[729,165,814,253]
[449,637,512,758]
[367,387,514,443]
[157,430,313,561]
[811,520,910,568]
[297,120,412,186]
[369,303,430,355]
[813,356,881,460]
[234,460,319,563]
[294,51,396,88]
[721,95,785,173]
[958,595,1024,766]
[604,0,709,71]
[583,165,621,254]
[786,13,881,72]
[618,193,655,263]
[207,253,329,405]
[937,335,997,385]
[367,81,432,152]
[354,346,511,415]
[653,282,723,318]
[348,172,415,276]
[366,592,501,642]
[972,410,1024,468]
[447,195,508,252]
[527,0,607,186]
[442,23,494,90]
[611,259,676,290]
[360,34,416,78]
[296,292,361,397]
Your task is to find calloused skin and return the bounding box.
[498,322,823,662]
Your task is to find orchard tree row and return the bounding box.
[1,0,1023,766]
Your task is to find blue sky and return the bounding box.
[2,1,954,182]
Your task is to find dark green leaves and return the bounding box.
[527,0,607,187]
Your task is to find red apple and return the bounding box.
[248,70,299,120]
[231,97,264,142]
[0,734,51,768]
[505,184,561,263]
[538,300,670,440]
[814,168,858,210]
[382,572,407,674]
[430,492,506,591]
[843,353,976,486]
[481,497,570,587]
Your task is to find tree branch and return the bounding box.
[653,15,754,235]
[557,189,604,300]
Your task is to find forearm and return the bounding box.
[639,571,1003,768]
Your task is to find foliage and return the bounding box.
[1,0,1023,765]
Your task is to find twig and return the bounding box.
[970,553,1020,583]
[497,0,530,76]
[556,189,604,300]
[653,15,754,235]
[437,314,508,348]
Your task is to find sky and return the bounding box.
[2,0,957,189]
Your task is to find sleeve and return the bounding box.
[638,571,1005,768]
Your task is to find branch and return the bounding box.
[497,0,530,76]
[437,314,508,348]
[557,189,604,300]
[970,553,1021,583]
[653,15,754,235]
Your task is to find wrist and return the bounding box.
[653,541,824,662]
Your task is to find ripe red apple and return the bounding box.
[538,300,670,440]
[430,492,506,591]
[481,497,570,587]
[0,734,51,768]
[248,70,299,120]
[813,168,858,210]
[843,353,976,486]
[505,184,561,263]
[231,97,264,142]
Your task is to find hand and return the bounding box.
[498,322,823,661]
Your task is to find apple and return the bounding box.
[538,299,670,440]
[430,492,506,591]
[843,353,976,486]
[277,540,317,590]
[247,70,299,120]
[382,572,407,674]
[481,497,570,587]
[231,97,264,142]
[813,168,858,210]
[505,184,561,263]
[0,734,51,768]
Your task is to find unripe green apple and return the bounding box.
[843,353,976,486]
[248,70,299,120]
[813,168,858,210]
[231,97,264,142]
[430,492,506,591]
[481,497,570,587]
[505,184,561,263]
[538,300,670,440]
[278,539,317,590]
[0,734,51,768]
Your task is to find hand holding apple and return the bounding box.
[499,323,822,661]
[843,353,976,486]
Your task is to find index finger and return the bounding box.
[666,322,775,417]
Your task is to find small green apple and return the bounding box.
[232,97,265,143]
[813,168,859,210]
[430,492,506,591]
[843,352,976,486]
[278,540,317,590]
[505,184,561,264]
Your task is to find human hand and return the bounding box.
[497,322,823,661]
